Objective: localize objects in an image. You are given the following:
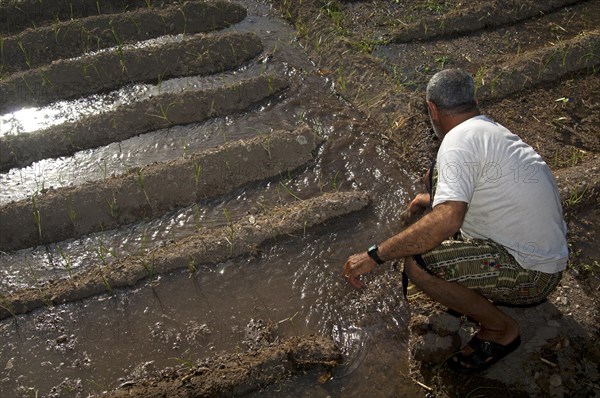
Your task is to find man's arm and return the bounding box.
[379,200,466,260]
[343,200,467,288]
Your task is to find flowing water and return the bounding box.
[0,1,424,396]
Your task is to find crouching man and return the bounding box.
[342,68,568,373]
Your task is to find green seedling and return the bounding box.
[95,0,101,14]
[570,148,585,166]
[332,171,342,191]
[136,169,151,206]
[323,1,344,32]
[194,161,202,186]
[67,196,76,225]
[141,252,156,278]
[223,208,235,246]
[267,74,275,94]
[82,61,100,78]
[99,269,112,293]
[566,184,588,207]
[187,255,197,276]
[156,69,167,94]
[555,97,570,104]
[56,245,72,277]
[106,195,118,218]
[179,7,188,35]
[31,195,42,240]
[148,101,182,124]
[171,354,194,370]
[53,15,61,42]
[145,0,152,10]
[17,41,32,69]
[0,296,16,318]
[474,65,486,94]
[435,55,449,69]
[256,130,272,159]
[279,180,302,201]
[337,66,347,91]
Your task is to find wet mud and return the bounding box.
[0,127,319,251]
[274,0,600,396]
[1,74,288,171]
[0,0,182,34]
[1,0,599,396]
[0,1,247,74]
[0,190,370,319]
[0,31,263,113]
[107,335,341,398]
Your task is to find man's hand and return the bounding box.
[408,193,431,215]
[342,252,377,289]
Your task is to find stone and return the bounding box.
[412,332,461,363]
[549,374,562,387]
[430,313,461,337]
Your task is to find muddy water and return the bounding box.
[0,1,421,396]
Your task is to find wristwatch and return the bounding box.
[367,244,385,265]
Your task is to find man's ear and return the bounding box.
[427,101,439,120]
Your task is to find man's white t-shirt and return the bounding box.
[432,115,568,273]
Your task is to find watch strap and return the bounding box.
[367,244,385,265]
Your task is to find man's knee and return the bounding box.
[404,256,433,287]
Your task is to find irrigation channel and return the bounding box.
[0,1,418,396]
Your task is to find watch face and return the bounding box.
[368,244,377,253]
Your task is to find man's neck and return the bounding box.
[440,110,480,138]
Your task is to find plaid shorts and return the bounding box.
[407,238,562,305]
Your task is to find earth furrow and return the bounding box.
[0,190,370,319]
[0,127,321,252]
[0,31,263,113]
[387,0,584,44]
[0,74,288,171]
[0,0,247,74]
[0,0,182,34]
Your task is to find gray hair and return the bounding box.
[426,68,477,114]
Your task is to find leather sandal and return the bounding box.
[447,334,521,374]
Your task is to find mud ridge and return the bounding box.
[387,0,583,44]
[0,1,248,75]
[270,0,416,144]
[0,31,263,113]
[0,74,288,172]
[0,190,370,319]
[0,0,183,34]
[555,155,600,211]
[0,127,322,252]
[106,335,341,398]
[477,30,600,101]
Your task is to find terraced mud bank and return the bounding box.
[1,0,599,397]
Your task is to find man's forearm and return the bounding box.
[378,201,466,261]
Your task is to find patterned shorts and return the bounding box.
[407,238,562,305]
